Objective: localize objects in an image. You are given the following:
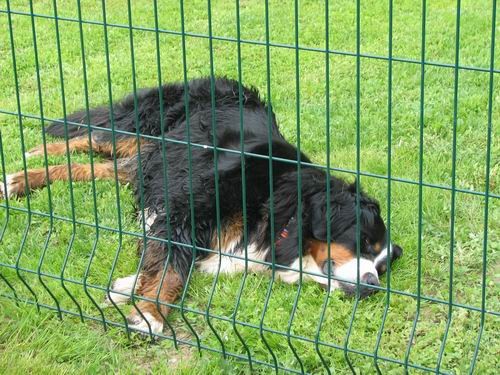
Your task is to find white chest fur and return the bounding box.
[197,241,326,287]
[197,241,269,274]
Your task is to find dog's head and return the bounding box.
[306,182,402,297]
[274,171,402,298]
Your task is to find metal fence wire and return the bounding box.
[0,0,498,373]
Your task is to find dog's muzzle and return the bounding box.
[320,243,403,298]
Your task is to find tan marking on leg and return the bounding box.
[0,162,129,198]
[26,136,149,158]
[127,267,183,333]
[114,138,149,158]
[202,215,244,271]
[210,214,243,250]
[92,137,149,158]
[26,137,91,158]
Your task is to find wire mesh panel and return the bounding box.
[0,1,498,373]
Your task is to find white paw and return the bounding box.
[127,312,164,335]
[0,174,17,199]
[103,274,140,306]
[25,151,37,159]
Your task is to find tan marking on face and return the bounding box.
[210,215,243,250]
[372,241,383,254]
[307,239,354,267]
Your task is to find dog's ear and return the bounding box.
[346,183,381,223]
[310,196,328,240]
[359,196,381,228]
[310,191,356,241]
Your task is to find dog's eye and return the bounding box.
[364,238,375,252]
[322,260,335,275]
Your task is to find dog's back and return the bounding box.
[44,77,280,142]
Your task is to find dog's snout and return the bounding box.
[362,273,379,287]
[355,273,380,298]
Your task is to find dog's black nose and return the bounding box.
[362,273,379,287]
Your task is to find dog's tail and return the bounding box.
[45,106,110,139]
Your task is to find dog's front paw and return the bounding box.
[127,311,164,335]
[102,274,139,306]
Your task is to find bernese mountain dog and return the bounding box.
[1,77,402,334]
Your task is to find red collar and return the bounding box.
[276,216,294,246]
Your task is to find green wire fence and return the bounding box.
[0,0,498,373]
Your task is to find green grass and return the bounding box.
[0,0,499,373]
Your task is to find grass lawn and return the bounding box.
[0,0,499,373]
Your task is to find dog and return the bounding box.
[0,77,402,334]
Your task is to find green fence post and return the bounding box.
[29,0,62,319]
[344,0,363,370]
[436,1,461,371]
[314,0,333,373]
[99,0,131,335]
[469,0,496,373]
[6,0,40,311]
[178,0,202,352]
[374,0,394,372]
[285,0,305,372]
[74,0,107,330]
[153,0,178,346]
[231,0,254,369]
[259,1,279,372]
[404,0,427,369]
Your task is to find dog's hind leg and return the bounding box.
[44,85,171,140]
[25,136,148,159]
[43,107,112,139]
[25,136,94,159]
[26,106,118,158]
[0,161,129,199]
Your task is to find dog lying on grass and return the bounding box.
[0,77,402,334]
